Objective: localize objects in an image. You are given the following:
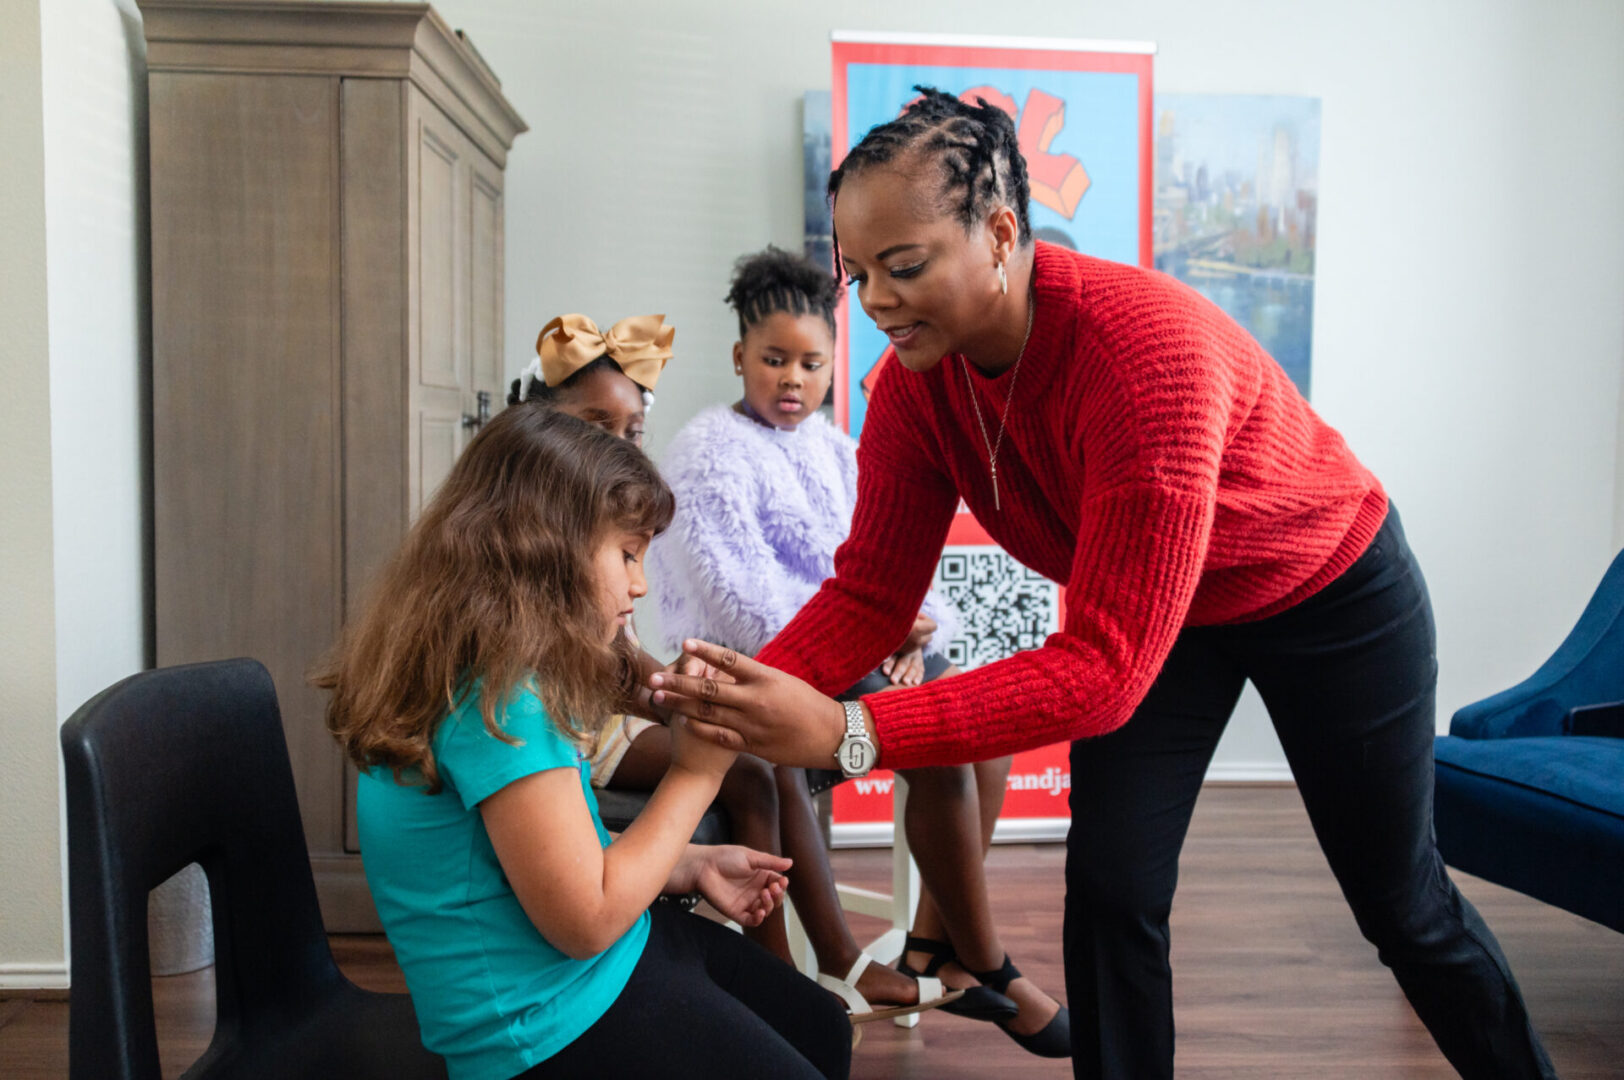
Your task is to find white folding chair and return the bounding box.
[784,774,925,1028]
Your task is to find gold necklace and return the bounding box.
[959,292,1035,512]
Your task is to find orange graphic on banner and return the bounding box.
[959,86,1091,219]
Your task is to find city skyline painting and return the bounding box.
[1154,93,1320,398]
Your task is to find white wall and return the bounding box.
[42,0,151,733]
[433,0,1624,772]
[0,0,65,990]
[0,0,150,989]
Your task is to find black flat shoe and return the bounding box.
[967,954,1072,1059]
[896,935,1019,1023]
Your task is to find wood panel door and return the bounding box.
[470,148,506,412]
[410,88,471,515]
[408,86,504,516]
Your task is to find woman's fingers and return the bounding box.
[649,669,747,712]
[679,638,760,678]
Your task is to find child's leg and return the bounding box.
[774,764,924,1007]
[903,755,1009,954]
[519,905,850,1080]
[607,726,790,959]
[898,666,1064,1037]
[716,754,791,959]
[685,904,852,1079]
[598,722,670,790]
[901,759,1062,1033]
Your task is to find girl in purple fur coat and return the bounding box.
[648,248,1069,1053]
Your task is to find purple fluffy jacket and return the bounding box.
[648,404,962,659]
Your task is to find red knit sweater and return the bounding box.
[753,242,1388,771]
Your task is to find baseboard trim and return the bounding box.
[0,963,70,991]
[832,816,1073,848]
[1205,763,1295,783]
[829,822,896,848]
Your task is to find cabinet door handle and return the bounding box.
[462,390,492,430]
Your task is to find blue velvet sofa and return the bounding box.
[1434,550,1624,933]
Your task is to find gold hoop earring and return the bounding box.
[998,262,1008,295]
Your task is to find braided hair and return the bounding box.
[724,245,842,341]
[827,86,1032,274]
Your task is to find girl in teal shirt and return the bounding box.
[316,405,850,1080]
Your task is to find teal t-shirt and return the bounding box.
[358,686,650,1080]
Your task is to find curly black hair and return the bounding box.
[724,245,841,341]
[507,355,623,407]
[827,86,1033,274]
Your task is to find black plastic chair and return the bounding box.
[60,658,446,1080]
[593,787,732,845]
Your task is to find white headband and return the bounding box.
[517,356,543,399]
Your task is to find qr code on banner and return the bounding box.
[932,545,1061,670]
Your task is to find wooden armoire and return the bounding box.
[142,1,526,929]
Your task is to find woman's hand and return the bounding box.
[648,639,858,768]
[667,845,791,927]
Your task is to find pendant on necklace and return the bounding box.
[990,463,999,511]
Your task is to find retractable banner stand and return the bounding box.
[825,32,1155,845]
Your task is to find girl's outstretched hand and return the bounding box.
[668,845,791,927]
[668,713,738,780]
[648,639,855,769]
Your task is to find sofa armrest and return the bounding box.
[1566,701,1624,738]
[1451,691,1570,739]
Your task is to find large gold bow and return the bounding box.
[536,313,673,392]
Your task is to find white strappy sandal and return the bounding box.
[816,952,964,1024]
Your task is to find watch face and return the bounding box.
[839,738,875,775]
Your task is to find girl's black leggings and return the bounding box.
[517,903,850,1079]
[1064,505,1557,1080]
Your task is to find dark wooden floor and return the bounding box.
[4,786,1621,1078]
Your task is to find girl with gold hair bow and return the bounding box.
[507,313,676,447]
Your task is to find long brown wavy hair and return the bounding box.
[314,406,674,791]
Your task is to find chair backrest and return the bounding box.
[60,659,345,1080]
[1452,547,1624,738]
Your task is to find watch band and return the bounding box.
[842,700,867,739]
[836,700,877,778]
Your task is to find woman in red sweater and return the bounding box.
[650,89,1554,1079]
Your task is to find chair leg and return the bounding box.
[783,898,817,975]
[890,775,923,1028]
[821,773,928,1028]
[831,773,918,955]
